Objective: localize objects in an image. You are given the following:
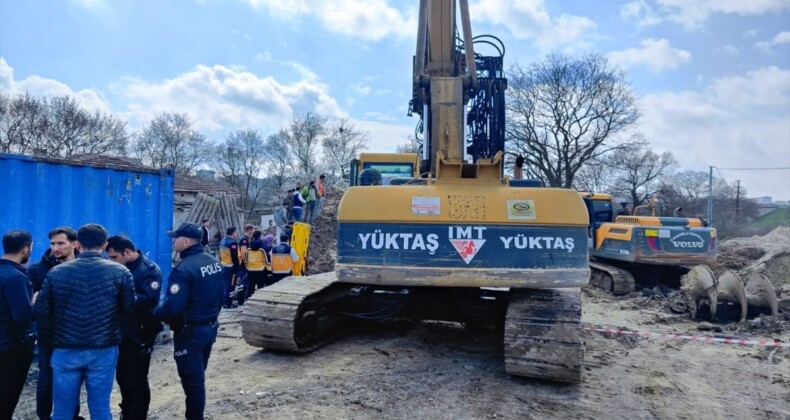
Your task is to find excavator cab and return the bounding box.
[349,153,420,186]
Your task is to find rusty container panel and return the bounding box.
[0,153,175,279]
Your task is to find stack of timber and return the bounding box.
[183,192,242,236]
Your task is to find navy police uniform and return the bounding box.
[117,252,163,420]
[155,223,224,420]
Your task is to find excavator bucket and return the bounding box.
[716,271,747,322]
[680,265,718,320]
[744,273,779,317]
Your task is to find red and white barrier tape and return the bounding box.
[582,326,790,348]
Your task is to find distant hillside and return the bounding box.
[751,208,790,230]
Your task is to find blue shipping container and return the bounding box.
[0,153,175,279]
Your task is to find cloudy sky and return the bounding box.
[1,0,788,200]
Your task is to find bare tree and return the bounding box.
[395,136,421,154]
[322,118,368,181]
[134,113,207,175]
[506,53,640,188]
[0,92,44,154]
[283,112,326,180]
[0,93,126,157]
[78,110,128,156]
[214,129,268,214]
[659,170,710,217]
[263,130,291,192]
[607,141,677,207]
[574,158,614,194]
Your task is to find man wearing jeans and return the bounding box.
[35,224,135,420]
[27,226,82,420]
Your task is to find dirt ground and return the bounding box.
[13,284,788,420]
[12,203,790,419]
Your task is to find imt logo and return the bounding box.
[448,226,486,264]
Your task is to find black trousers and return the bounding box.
[174,324,218,420]
[36,338,54,420]
[115,339,154,420]
[0,341,34,419]
[246,270,266,295]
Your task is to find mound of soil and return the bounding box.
[306,190,341,275]
[714,227,790,298]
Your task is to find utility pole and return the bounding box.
[735,180,741,225]
[706,166,714,225]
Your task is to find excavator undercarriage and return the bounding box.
[241,273,584,382]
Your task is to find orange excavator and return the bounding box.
[581,193,717,294]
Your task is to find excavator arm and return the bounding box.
[410,0,506,179]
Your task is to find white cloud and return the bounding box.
[656,0,789,28]
[354,119,414,152]
[720,45,738,54]
[756,31,790,53]
[607,39,691,73]
[0,58,111,112]
[773,31,790,44]
[351,84,371,95]
[245,0,597,49]
[113,63,344,132]
[254,51,272,62]
[641,67,790,200]
[743,29,760,38]
[243,0,415,42]
[710,67,790,108]
[468,0,596,50]
[620,1,662,26]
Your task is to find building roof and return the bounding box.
[36,154,163,174]
[174,174,239,195]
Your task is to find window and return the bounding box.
[362,163,414,185]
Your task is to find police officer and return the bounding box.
[154,223,224,420]
[106,235,163,420]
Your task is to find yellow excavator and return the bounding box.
[242,0,590,383]
[581,193,718,294]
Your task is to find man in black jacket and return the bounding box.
[0,229,34,419]
[155,222,224,420]
[27,226,80,420]
[34,224,135,420]
[106,235,163,420]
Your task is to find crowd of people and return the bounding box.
[0,178,325,418]
[281,174,328,228]
[0,218,301,419]
[209,221,300,309]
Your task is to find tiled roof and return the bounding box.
[37,154,162,174]
[174,175,240,194]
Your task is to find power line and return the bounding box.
[716,167,790,171]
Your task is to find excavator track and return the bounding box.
[504,288,583,383]
[240,272,343,353]
[589,261,636,295]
